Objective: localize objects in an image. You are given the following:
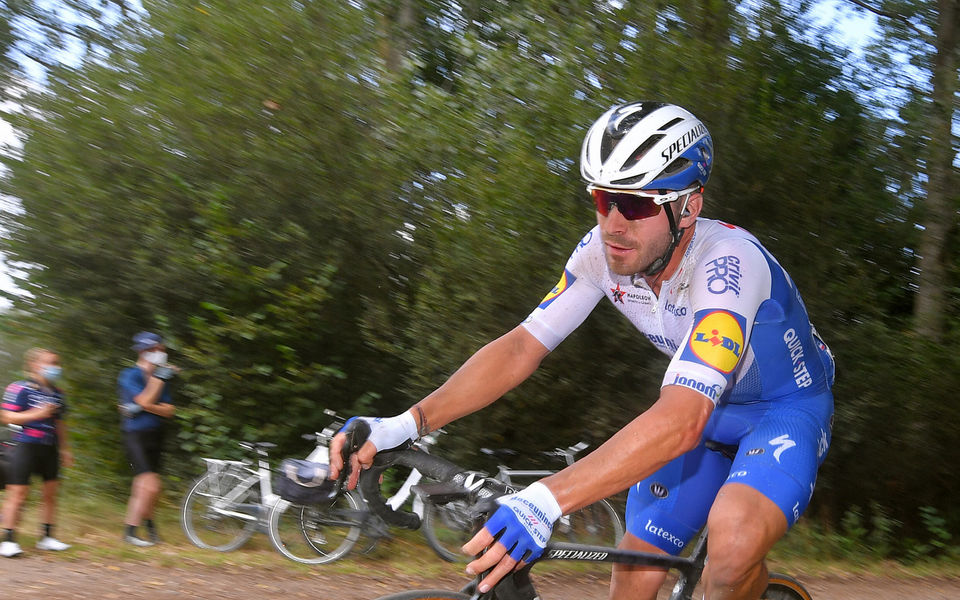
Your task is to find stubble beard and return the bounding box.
[603,231,672,277]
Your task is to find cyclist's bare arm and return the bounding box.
[463,385,713,591]
[543,384,713,514]
[329,325,549,487]
[417,325,550,430]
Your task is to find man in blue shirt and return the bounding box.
[1,347,73,557]
[118,331,177,547]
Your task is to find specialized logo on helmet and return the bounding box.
[661,123,708,163]
[683,309,746,374]
[539,269,577,309]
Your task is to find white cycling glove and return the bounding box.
[484,481,563,562]
[357,412,419,453]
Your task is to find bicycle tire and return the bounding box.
[267,490,363,564]
[552,498,624,547]
[181,469,260,552]
[762,573,813,600]
[421,499,477,562]
[371,591,471,600]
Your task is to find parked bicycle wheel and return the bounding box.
[762,573,813,600]
[267,489,364,564]
[372,591,470,600]
[551,498,624,547]
[421,499,477,562]
[181,468,260,551]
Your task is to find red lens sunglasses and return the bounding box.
[588,185,699,220]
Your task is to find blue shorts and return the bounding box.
[625,390,833,554]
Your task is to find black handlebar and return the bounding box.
[327,418,371,497]
[357,447,480,530]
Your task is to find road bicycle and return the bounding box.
[181,409,366,563]
[422,441,623,562]
[268,417,446,564]
[351,442,812,600]
[181,439,287,552]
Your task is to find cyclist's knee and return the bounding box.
[705,485,786,584]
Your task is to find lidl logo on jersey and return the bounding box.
[538,268,577,309]
[682,309,747,374]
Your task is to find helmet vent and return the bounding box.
[621,134,664,171]
[663,157,692,176]
[659,117,684,131]
[610,173,648,186]
[601,102,666,162]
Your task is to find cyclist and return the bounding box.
[1,347,73,557]
[331,102,835,600]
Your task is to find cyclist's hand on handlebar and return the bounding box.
[328,413,419,489]
[462,482,562,593]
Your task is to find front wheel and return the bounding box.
[267,490,363,564]
[552,498,624,547]
[372,591,471,600]
[181,469,260,552]
[421,499,477,562]
[762,573,813,600]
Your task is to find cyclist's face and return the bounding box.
[598,203,676,276]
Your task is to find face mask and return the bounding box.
[143,351,168,366]
[42,366,62,381]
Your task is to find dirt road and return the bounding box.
[2,553,959,599]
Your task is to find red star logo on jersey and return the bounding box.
[611,283,626,303]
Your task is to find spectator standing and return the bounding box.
[118,331,177,547]
[0,347,73,557]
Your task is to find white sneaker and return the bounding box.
[124,534,154,547]
[0,541,23,557]
[36,536,70,551]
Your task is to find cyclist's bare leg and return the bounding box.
[702,483,787,600]
[609,532,669,600]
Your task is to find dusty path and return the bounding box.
[2,553,959,599]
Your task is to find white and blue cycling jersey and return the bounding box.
[521,218,835,552]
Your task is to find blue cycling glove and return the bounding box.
[484,482,563,562]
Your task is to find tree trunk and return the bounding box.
[378,0,416,76]
[914,0,959,340]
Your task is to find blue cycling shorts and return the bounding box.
[625,390,833,554]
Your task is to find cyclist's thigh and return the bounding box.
[625,441,731,554]
[723,393,832,528]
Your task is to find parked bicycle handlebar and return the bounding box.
[355,445,512,532]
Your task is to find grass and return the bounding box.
[5,479,959,583]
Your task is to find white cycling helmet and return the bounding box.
[580,101,713,191]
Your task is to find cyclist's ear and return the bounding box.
[679,191,703,225]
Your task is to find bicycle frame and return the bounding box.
[457,534,708,600]
[197,435,331,526]
[358,446,712,600]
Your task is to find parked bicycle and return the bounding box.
[350,441,811,600]
[422,441,623,562]
[181,409,366,563]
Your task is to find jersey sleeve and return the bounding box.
[521,229,605,351]
[662,238,771,403]
[1,383,28,412]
